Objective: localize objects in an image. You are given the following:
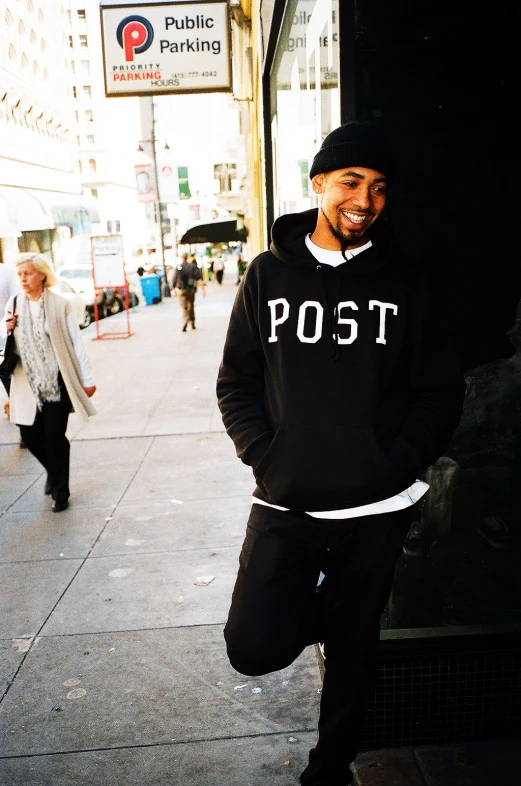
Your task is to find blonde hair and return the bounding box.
[15,252,57,288]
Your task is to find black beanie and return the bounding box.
[309,122,394,184]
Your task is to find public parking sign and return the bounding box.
[100,1,232,97]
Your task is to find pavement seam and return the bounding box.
[0,621,230,643]
[1,469,47,515]
[0,728,318,760]
[0,437,157,706]
[0,428,226,447]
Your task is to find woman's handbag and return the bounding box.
[0,295,19,376]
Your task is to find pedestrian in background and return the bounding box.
[2,253,97,512]
[236,253,247,285]
[173,254,206,331]
[213,255,225,285]
[217,122,465,786]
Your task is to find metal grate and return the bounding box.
[359,648,521,750]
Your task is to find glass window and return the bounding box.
[77,9,86,19]
[81,60,89,73]
[214,163,237,193]
[79,35,88,47]
[87,134,94,145]
[83,85,91,97]
[85,110,93,122]
[269,0,340,219]
[91,188,98,198]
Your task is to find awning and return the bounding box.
[0,186,54,233]
[0,186,100,234]
[29,190,100,226]
[0,190,21,236]
[179,218,248,245]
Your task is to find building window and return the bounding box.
[77,9,86,19]
[88,158,96,172]
[79,35,88,47]
[72,86,77,98]
[77,135,81,146]
[85,110,93,122]
[70,60,74,73]
[81,60,89,74]
[91,188,98,198]
[87,134,94,145]
[74,110,79,122]
[78,160,82,173]
[67,9,71,23]
[269,0,340,219]
[83,85,91,97]
[69,35,73,48]
[214,163,237,193]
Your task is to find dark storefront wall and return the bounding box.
[265,0,521,746]
[339,0,521,635]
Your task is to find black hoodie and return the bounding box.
[217,209,465,512]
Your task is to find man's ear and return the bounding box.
[312,174,325,194]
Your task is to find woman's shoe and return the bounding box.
[52,500,69,512]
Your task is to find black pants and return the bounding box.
[224,503,412,784]
[216,269,224,284]
[19,385,72,504]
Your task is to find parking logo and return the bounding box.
[117,15,154,62]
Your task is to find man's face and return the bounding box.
[311,167,387,250]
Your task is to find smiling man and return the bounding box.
[217,122,465,786]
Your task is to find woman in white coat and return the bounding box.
[3,253,96,511]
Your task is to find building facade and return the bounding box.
[0,0,98,266]
[68,0,147,265]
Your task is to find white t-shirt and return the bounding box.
[252,234,428,519]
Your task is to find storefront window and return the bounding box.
[270,0,339,218]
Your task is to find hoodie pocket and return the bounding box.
[255,424,413,511]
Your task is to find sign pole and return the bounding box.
[151,96,171,297]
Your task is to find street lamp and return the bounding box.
[136,102,171,298]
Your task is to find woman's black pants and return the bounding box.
[19,387,72,505]
[224,503,412,784]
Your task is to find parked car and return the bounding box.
[56,264,139,319]
[56,264,105,320]
[50,277,91,329]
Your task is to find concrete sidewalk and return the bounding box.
[0,270,517,785]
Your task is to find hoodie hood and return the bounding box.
[270,207,401,275]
